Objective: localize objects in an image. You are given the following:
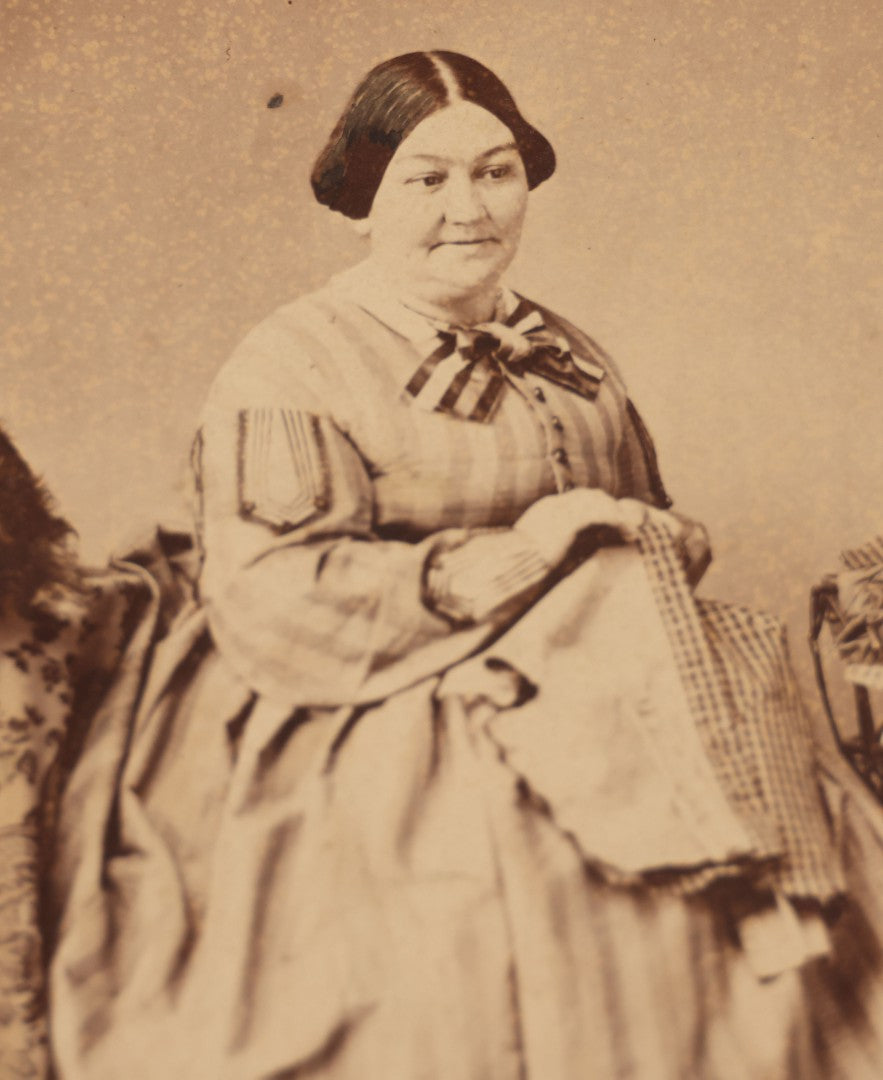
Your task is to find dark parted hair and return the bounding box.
[0,424,77,611]
[311,51,556,219]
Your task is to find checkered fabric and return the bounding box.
[638,517,843,900]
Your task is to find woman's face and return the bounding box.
[363,100,529,320]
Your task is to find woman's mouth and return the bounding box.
[431,238,498,250]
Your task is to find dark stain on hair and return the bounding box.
[369,128,403,150]
[267,93,284,109]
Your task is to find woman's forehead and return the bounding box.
[389,101,518,168]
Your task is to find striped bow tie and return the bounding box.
[404,299,605,422]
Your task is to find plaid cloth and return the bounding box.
[442,517,843,902]
[637,519,842,899]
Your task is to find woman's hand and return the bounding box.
[644,507,713,587]
[514,489,648,567]
[515,490,712,585]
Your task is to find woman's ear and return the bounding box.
[348,216,371,239]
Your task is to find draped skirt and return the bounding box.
[46,545,883,1080]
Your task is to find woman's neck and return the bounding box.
[400,289,500,327]
[361,260,500,326]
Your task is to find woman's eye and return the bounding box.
[481,164,511,180]
[408,174,444,188]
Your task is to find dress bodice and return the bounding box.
[200,263,666,542]
[190,263,667,707]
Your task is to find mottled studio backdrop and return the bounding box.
[2,0,881,718]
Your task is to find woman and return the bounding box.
[48,52,883,1079]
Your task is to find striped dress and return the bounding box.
[49,262,883,1080]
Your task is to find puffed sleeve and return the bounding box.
[194,323,554,707]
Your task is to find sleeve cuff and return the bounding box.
[423,529,552,625]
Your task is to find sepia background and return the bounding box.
[2,0,881,720]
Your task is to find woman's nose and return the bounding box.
[443,175,486,224]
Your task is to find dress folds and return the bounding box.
[47,268,883,1079]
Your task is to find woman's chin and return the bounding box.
[425,265,506,305]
